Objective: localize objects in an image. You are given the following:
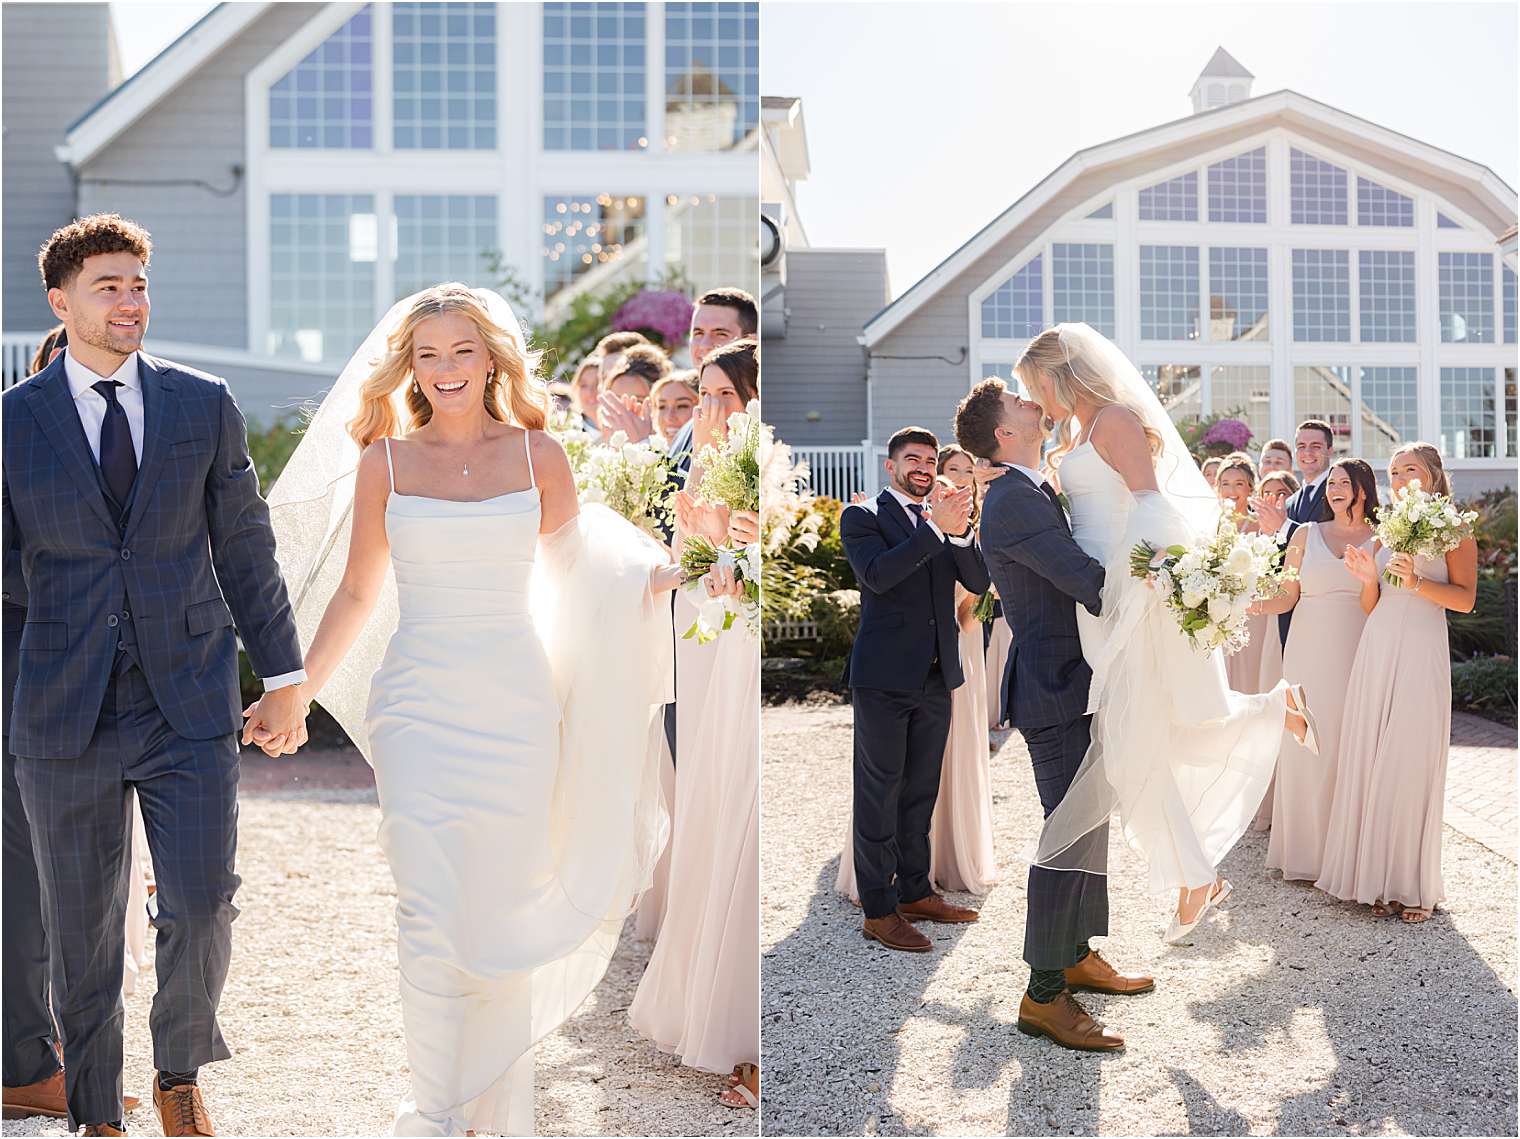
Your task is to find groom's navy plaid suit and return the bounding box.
[1,352,301,1128]
[978,465,1110,971]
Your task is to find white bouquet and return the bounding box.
[680,539,761,643]
[1130,518,1296,655]
[573,430,676,538]
[693,399,762,514]
[547,404,601,481]
[1374,480,1476,587]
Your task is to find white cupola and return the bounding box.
[1189,47,1254,115]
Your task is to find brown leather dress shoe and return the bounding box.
[153,1080,216,1137]
[897,893,979,924]
[2,1069,138,1120]
[1016,991,1125,1051]
[862,913,932,952]
[83,1125,127,1136]
[3,1069,66,1119]
[1063,948,1155,995]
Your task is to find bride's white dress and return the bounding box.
[367,435,671,1135]
[1052,440,1289,894]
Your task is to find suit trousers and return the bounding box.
[14,653,240,1129]
[1020,715,1110,971]
[851,667,953,919]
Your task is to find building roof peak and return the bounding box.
[1199,46,1254,81]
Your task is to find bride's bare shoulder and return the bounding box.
[1088,404,1149,454]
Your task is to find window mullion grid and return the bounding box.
[645,1,665,155]
[375,189,395,324]
[374,1,395,154]
[1199,242,1211,346]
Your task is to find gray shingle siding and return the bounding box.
[765,249,887,446]
[74,4,324,350]
[2,4,116,332]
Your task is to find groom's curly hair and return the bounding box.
[39,213,153,291]
[955,377,1008,460]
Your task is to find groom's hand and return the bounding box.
[242,686,308,756]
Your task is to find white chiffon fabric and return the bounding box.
[1023,325,1286,894]
[265,289,672,1135]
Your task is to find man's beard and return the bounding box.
[77,314,144,358]
[894,470,934,499]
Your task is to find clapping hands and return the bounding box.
[673,489,730,544]
[1249,493,1287,535]
[1342,543,1379,585]
[596,391,652,443]
[927,481,974,536]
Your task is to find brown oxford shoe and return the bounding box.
[862,913,932,952]
[1063,948,1155,995]
[1016,991,1125,1052]
[897,893,979,924]
[83,1125,127,1136]
[154,1080,215,1136]
[1,1069,138,1120]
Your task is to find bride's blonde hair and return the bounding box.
[1016,326,1164,476]
[347,283,548,448]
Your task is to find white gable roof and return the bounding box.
[862,89,1517,348]
[56,3,272,168]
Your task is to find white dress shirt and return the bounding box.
[1007,462,1049,492]
[64,349,305,693]
[1275,469,1329,542]
[886,485,973,546]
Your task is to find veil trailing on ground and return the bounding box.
[265,285,672,919]
[1026,324,1281,892]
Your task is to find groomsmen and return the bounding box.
[842,428,990,952]
[1253,419,1334,646]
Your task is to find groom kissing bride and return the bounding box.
[941,324,1319,1053]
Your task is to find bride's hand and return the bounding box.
[649,563,685,594]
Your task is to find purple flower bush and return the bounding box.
[1202,417,1252,453]
[611,289,694,351]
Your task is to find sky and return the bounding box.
[112,2,216,77]
[762,0,1519,296]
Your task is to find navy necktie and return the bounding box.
[92,379,137,513]
[1039,480,1062,511]
[905,502,925,525]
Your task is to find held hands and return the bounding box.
[596,391,652,443]
[241,684,310,758]
[1343,544,1379,586]
[926,482,974,537]
[1249,494,1287,535]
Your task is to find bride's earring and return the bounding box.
[1041,415,1056,432]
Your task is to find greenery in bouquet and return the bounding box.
[679,536,760,643]
[573,430,676,538]
[973,590,997,623]
[694,399,763,514]
[1130,517,1296,654]
[1375,480,1477,587]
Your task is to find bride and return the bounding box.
[1015,324,1319,944]
[246,284,684,1135]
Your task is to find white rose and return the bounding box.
[1181,588,1206,610]
[1207,594,1232,622]
[1225,543,1256,574]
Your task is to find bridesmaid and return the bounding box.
[629,339,760,1111]
[1317,443,1477,923]
[1255,459,1378,882]
[1249,469,1300,831]
[1216,453,1268,697]
[928,453,999,895]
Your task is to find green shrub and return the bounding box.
[1451,655,1517,720]
[247,412,307,491]
[810,588,860,658]
[1449,577,1513,660]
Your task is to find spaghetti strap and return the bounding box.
[383,437,396,493]
[1078,404,1115,446]
[522,428,536,488]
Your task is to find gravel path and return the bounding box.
[4,768,751,1137]
[761,703,1518,1137]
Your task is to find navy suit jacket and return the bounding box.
[1277,475,1328,646]
[2,352,302,758]
[978,466,1106,730]
[841,489,990,692]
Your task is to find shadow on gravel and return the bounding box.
[763,860,984,1135]
[1177,838,1518,1136]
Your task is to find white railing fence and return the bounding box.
[763,618,819,642]
[3,333,45,388]
[790,441,886,502]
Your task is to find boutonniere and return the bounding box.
[1057,492,1071,513]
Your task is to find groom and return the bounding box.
[955,378,1152,1052]
[1,214,307,1135]
[841,427,990,952]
